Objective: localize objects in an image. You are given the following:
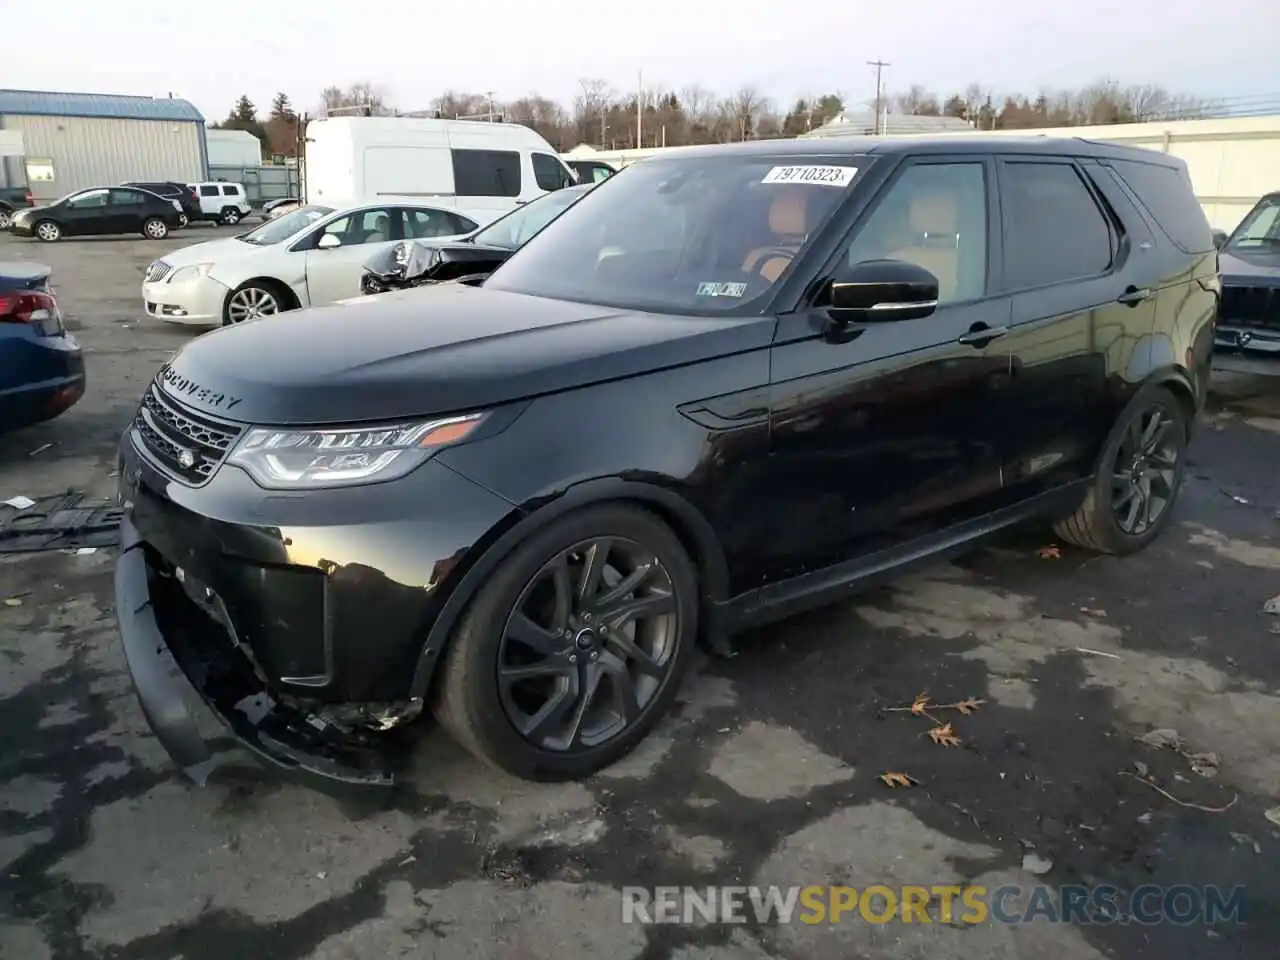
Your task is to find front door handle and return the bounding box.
[956,323,1008,347]
[1117,286,1153,306]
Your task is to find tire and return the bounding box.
[0,208,11,230]
[223,281,287,325]
[1054,386,1189,555]
[221,206,242,226]
[143,217,169,240]
[178,213,189,228]
[435,503,700,781]
[34,220,60,242]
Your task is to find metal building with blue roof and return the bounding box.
[0,89,208,200]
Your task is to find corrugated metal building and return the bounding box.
[0,89,207,201]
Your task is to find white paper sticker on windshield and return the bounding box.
[761,165,858,187]
[697,281,748,298]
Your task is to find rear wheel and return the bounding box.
[1054,386,1189,554]
[435,503,699,781]
[34,220,60,242]
[143,217,169,240]
[177,213,189,228]
[0,208,11,229]
[221,206,242,226]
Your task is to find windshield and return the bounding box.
[472,186,591,250]
[1228,196,1280,250]
[239,204,335,245]
[484,156,862,314]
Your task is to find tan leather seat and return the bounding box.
[365,213,390,243]
[885,193,961,301]
[742,189,813,283]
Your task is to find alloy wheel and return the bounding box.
[497,537,679,752]
[36,222,59,241]
[0,211,10,229]
[178,213,189,228]
[226,286,280,323]
[1111,406,1181,536]
[145,220,167,239]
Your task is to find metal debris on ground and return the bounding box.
[0,491,123,554]
[27,442,54,457]
[1263,593,1280,615]
[1229,831,1262,854]
[3,495,36,510]
[1264,806,1280,828]
[1021,850,1054,875]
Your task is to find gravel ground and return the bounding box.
[2,229,1280,959]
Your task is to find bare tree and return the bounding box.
[573,78,613,146]
[318,82,391,117]
[728,85,768,140]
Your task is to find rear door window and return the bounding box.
[1108,159,1212,253]
[451,149,521,198]
[1000,160,1114,289]
[221,184,241,197]
[532,153,570,191]
[199,185,219,198]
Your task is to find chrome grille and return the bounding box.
[1221,285,1280,330]
[132,382,243,485]
[145,260,172,283]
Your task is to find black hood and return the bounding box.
[159,283,773,425]
[1220,248,1280,286]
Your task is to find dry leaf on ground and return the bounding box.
[928,724,962,747]
[910,691,930,715]
[1035,545,1062,559]
[950,697,986,715]
[879,772,919,788]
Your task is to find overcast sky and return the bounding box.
[4,0,1276,120]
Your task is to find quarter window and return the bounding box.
[222,184,241,196]
[402,208,475,239]
[841,162,989,304]
[1002,161,1113,289]
[451,149,522,198]
[109,189,146,206]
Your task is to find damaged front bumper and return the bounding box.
[115,519,407,788]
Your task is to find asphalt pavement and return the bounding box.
[2,229,1280,959]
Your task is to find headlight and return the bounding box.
[393,241,410,267]
[11,211,30,225]
[226,414,486,489]
[168,263,213,284]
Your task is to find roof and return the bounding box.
[642,135,1186,166]
[0,89,203,122]
[801,111,973,138]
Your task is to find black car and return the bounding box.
[0,186,34,230]
[1211,191,1280,373]
[8,186,183,242]
[114,136,1215,789]
[360,183,594,294]
[123,181,201,226]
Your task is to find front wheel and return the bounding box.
[1054,386,1190,554]
[143,217,169,240]
[223,282,284,325]
[35,220,61,242]
[435,503,699,781]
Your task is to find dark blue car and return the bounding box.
[0,262,85,435]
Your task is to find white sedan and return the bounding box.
[141,201,479,327]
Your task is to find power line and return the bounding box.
[867,60,890,134]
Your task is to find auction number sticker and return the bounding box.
[696,281,748,298]
[761,165,858,187]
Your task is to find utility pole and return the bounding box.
[867,59,890,134]
[636,70,643,148]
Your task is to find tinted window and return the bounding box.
[109,189,146,205]
[222,184,241,196]
[451,149,521,198]
[1225,195,1280,249]
[199,185,219,197]
[841,162,988,304]
[316,207,394,247]
[66,189,108,209]
[532,153,571,192]
[1108,159,1210,254]
[486,157,859,314]
[1002,162,1112,289]
[473,186,590,249]
[402,207,473,239]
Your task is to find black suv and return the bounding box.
[123,181,200,226]
[1212,190,1280,373]
[114,137,1217,788]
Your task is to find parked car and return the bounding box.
[304,116,577,225]
[566,159,617,184]
[262,197,300,220]
[8,186,183,242]
[189,181,253,225]
[142,201,478,326]
[0,186,34,230]
[0,262,84,435]
[1211,190,1280,374]
[114,136,1214,789]
[123,181,201,227]
[360,182,593,294]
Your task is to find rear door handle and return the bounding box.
[1117,286,1153,306]
[956,323,1008,346]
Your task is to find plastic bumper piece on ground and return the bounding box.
[115,519,401,789]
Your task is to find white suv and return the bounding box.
[188,182,252,225]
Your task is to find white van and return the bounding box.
[303,117,576,225]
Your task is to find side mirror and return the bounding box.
[1212,229,1228,251]
[317,233,341,250]
[825,259,940,323]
